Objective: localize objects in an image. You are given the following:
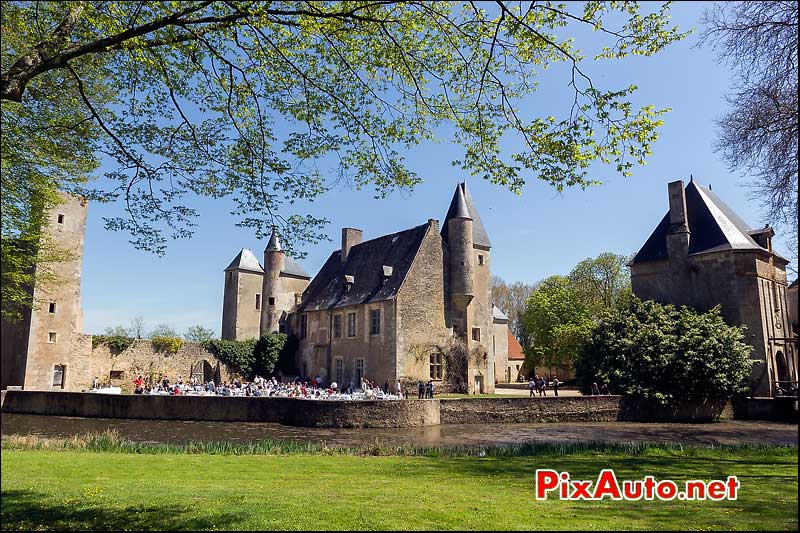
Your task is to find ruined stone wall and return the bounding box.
[66,337,232,393]
[396,221,452,385]
[22,194,88,391]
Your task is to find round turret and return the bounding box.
[260,229,286,334]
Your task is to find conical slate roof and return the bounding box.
[632,180,766,264]
[265,228,282,252]
[441,182,491,248]
[224,248,264,273]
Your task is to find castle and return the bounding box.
[222,183,510,393]
[631,179,797,397]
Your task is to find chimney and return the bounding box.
[341,228,363,263]
[666,180,690,259]
[667,180,690,234]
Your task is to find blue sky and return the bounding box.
[79,2,796,336]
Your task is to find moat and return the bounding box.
[2,413,797,447]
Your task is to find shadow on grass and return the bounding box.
[1,490,240,531]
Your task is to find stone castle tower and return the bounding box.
[222,229,310,340]
[442,182,495,391]
[631,179,796,397]
[1,193,88,390]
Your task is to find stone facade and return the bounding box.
[1,193,88,391]
[631,180,797,397]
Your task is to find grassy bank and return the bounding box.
[1,435,796,531]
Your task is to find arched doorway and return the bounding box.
[191,360,216,384]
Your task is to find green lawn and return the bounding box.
[1,443,797,531]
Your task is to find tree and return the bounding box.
[148,323,178,338]
[490,275,537,346]
[521,275,595,372]
[184,324,215,342]
[576,298,753,404]
[568,252,631,315]
[129,316,145,339]
[252,333,289,378]
[2,2,687,319]
[103,325,131,337]
[699,1,798,273]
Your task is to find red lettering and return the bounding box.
[594,470,622,500]
[622,480,643,500]
[685,480,705,500]
[656,480,677,500]
[535,470,559,500]
[726,476,739,500]
[708,480,726,500]
[570,480,593,500]
[643,476,656,500]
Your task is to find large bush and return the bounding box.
[202,334,297,379]
[201,338,257,377]
[576,298,753,405]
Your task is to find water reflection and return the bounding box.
[1,413,796,447]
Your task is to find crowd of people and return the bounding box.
[129,374,405,400]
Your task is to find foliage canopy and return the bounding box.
[576,298,753,404]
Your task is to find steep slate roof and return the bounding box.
[282,256,310,279]
[441,182,491,248]
[632,180,766,264]
[298,223,429,312]
[492,305,509,322]
[225,248,264,274]
[507,330,525,361]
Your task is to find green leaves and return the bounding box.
[576,299,753,404]
[1,2,687,318]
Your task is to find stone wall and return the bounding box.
[396,220,453,386]
[0,390,440,428]
[439,396,621,424]
[67,337,232,393]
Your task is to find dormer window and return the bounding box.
[381,266,393,284]
[343,274,354,292]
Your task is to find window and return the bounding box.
[268,297,275,306]
[333,315,342,338]
[48,302,56,314]
[52,365,65,388]
[430,353,442,380]
[347,312,357,337]
[255,294,261,310]
[478,254,484,266]
[335,358,344,384]
[355,359,365,384]
[472,327,480,342]
[300,314,308,339]
[110,370,125,380]
[370,309,381,335]
[48,332,57,343]
[57,214,64,224]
